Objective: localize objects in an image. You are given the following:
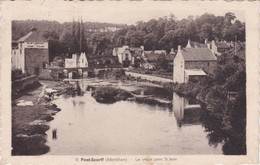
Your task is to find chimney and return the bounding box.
[207,43,211,49]
[178,45,181,52]
[171,48,174,53]
[205,38,208,44]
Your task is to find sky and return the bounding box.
[10,1,245,25]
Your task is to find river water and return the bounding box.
[45,79,222,155]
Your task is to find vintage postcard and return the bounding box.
[1,0,259,164]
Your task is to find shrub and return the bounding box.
[91,87,133,104]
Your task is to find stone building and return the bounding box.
[173,46,217,83]
[11,27,49,78]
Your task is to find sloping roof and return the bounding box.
[215,42,230,49]
[116,47,127,54]
[17,31,47,43]
[181,48,217,61]
[189,41,207,48]
[185,69,206,76]
[145,52,162,61]
[165,52,176,61]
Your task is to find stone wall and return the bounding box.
[24,48,49,76]
[125,71,173,83]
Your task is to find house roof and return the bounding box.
[114,46,142,56]
[185,69,206,76]
[114,47,127,54]
[181,48,217,61]
[189,41,207,48]
[165,52,176,61]
[145,52,162,61]
[215,42,230,49]
[17,31,47,43]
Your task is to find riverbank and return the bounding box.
[12,80,73,155]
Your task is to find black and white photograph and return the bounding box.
[1,0,259,164]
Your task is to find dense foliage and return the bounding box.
[167,42,246,155]
[12,12,245,60]
[112,12,245,52]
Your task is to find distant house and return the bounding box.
[113,45,144,67]
[211,40,231,55]
[11,27,49,78]
[145,51,165,63]
[65,54,79,68]
[186,39,211,49]
[173,46,217,83]
[65,52,88,68]
[78,53,88,68]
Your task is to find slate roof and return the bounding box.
[189,41,207,48]
[17,31,47,43]
[165,52,176,61]
[145,52,163,61]
[114,47,142,56]
[215,42,230,49]
[181,48,216,61]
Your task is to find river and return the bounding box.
[45,79,222,155]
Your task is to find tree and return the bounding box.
[222,20,245,42]
[144,33,156,50]
[129,31,146,47]
[224,12,236,27]
[199,23,213,41]
[145,19,158,34]
[80,18,88,53]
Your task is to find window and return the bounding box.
[20,49,22,54]
[207,62,210,67]
[43,62,48,69]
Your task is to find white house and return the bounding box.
[78,52,88,68]
[113,45,144,67]
[113,46,132,67]
[173,46,217,83]
[65,54,79,68]
[65,53,88,68]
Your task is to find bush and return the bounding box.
[91,86,133,104]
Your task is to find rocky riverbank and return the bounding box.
[12,80,72,155]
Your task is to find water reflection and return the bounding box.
[172,93,201,128]
[46,80,223,155]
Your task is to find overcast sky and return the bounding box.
[11,1,245,25]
